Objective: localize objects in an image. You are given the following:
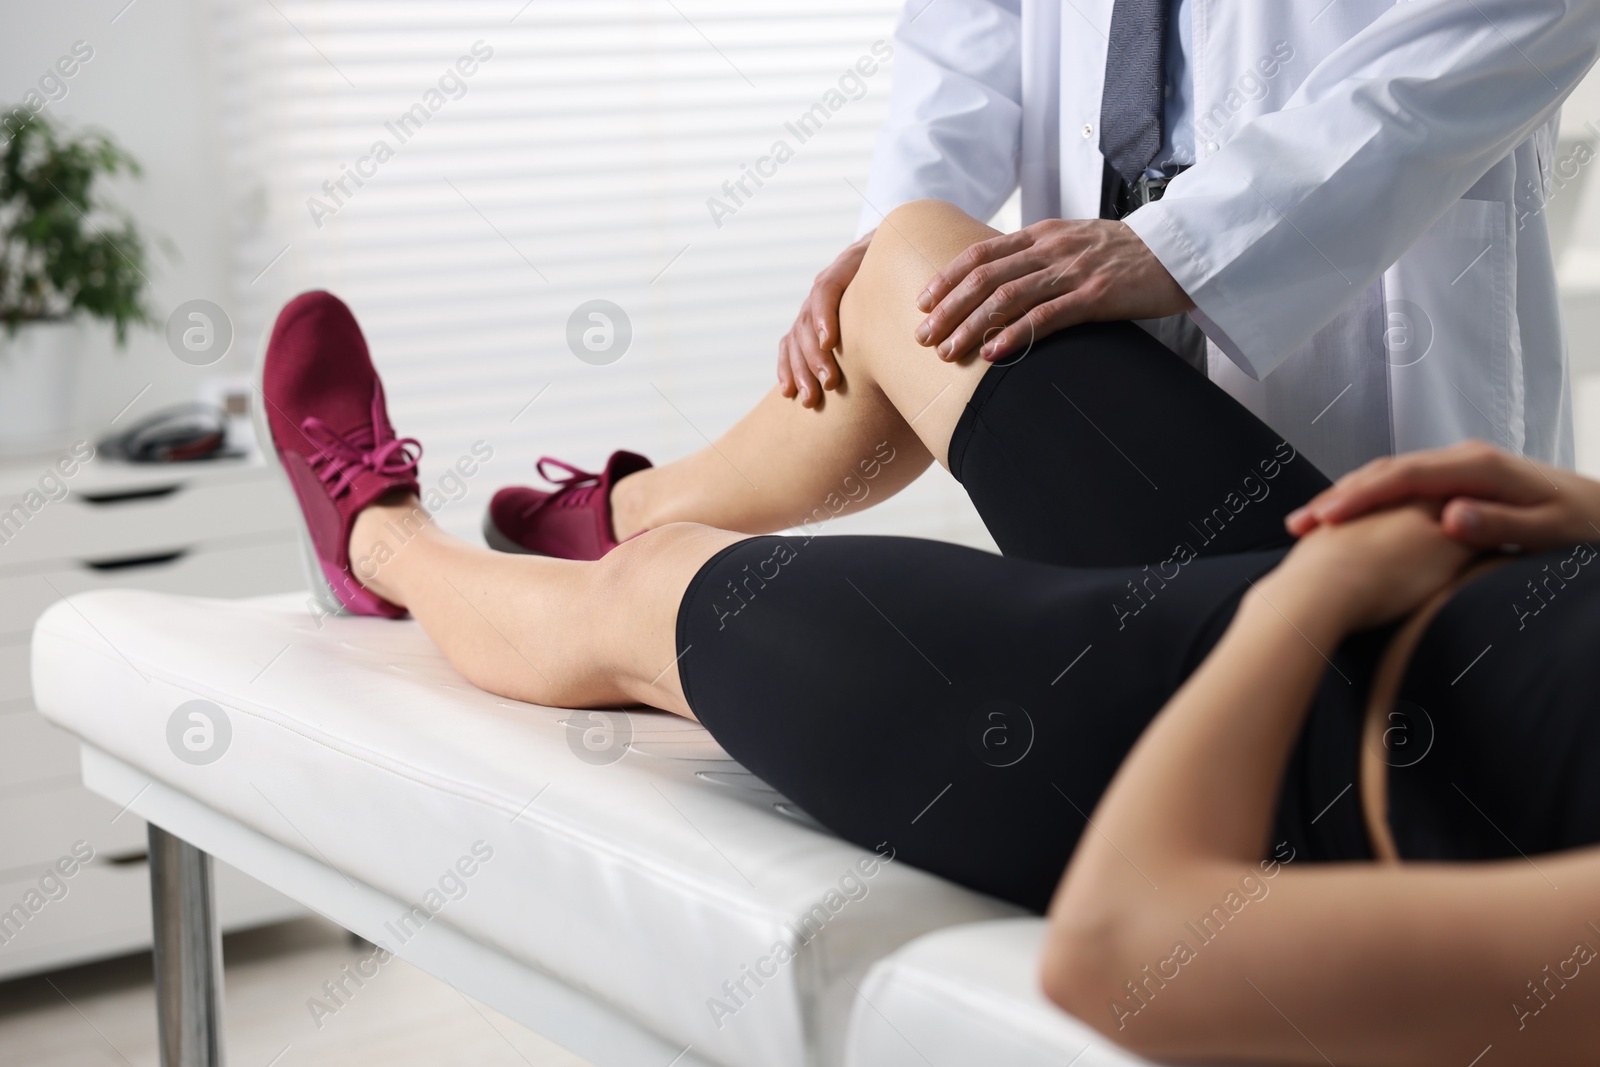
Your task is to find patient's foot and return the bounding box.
[482,450,651,560]
[259,291,423,618]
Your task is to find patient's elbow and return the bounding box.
[1040,908,1177,1056]
[1040,913,1132,1040]
[1040,940,1100,1023]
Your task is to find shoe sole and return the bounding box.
[480,511,546,557]
[250,318,350,620]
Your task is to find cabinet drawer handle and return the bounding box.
[77,484,183,506]
[80,548,191,572]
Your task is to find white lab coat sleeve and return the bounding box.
[856,0,1024,237]
[1125,0,1600,379]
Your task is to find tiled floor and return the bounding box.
[0,917,596,1067]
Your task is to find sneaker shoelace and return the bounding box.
[526,457,605,517]
[299,388,421,500]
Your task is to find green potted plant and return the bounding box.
[0,110,155,456]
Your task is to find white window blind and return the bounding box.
[210,0,995,549]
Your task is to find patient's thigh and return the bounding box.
[952,321,1334,567]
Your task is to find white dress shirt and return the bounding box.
[1153,0,1194,176]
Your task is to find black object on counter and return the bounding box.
[97,403,239,464]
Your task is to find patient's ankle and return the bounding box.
[349,491,430,603]
[610,469,649,542]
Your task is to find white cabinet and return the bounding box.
[0,449,310,980]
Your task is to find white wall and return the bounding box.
[1560,58,1600,246]
[1,0,242,443]
[1556,60,1600,471]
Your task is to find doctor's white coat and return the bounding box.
[859,0,1600,476]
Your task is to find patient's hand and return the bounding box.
[911,218,1193,364]
[1264,503,1474,633]
[779,230,874,407]
[1286,440,1600,553]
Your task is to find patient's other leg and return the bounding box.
[353,493,737,717]
[611,201,1003,538]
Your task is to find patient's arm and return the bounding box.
[612,201,1004,539]
[1041,507,1600,1066]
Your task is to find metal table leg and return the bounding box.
[148,823,226,1067]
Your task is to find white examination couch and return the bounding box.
[31,590,1163,1067]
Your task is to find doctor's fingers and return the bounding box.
[915,229,1036,315]
[916,254,1051,356]
[936,269,1078,362]
[815,234,871,354]
[776,335,800,399]
[778,334,819,405]
[780,334,821,406]
[978,288,1100,363]
[781,322,835,406]
[795,293,843,392]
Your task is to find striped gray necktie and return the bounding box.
[1099,0,1169,187]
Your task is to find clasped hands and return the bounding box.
[1271,442,1600,633]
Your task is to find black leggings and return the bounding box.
[676,323,1600,912]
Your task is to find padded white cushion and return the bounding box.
[32,591,1018,1067]
[845,919,1167,1067]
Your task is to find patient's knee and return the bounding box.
[883,199,966,227]
[857,199,985,294]
[879,197,975,234]
[842,200,979,349]
[591,521,725,603]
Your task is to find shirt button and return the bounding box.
[1205,141,1219,153]
[1081,123,1094,139]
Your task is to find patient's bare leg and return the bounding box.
[352,495,740,717]
[612,201,1003,538]
[348,202,1005,717]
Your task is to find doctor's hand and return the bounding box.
[913,219,1192,363]
[778,230,875,407]
[1285,440,1600,553]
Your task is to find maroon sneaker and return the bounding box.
[483,451,650,560]
[255,291,422,618]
